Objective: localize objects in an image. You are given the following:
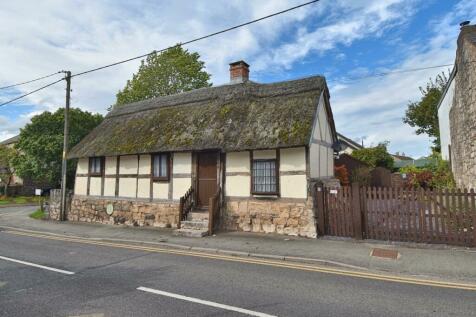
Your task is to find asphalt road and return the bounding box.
[1,225,475,317]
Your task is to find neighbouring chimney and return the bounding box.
[460,20,471,29]
[229,60,249,83]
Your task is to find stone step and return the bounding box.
[173,228,209,238]
[188,212,209,221]
[180,220,208,230]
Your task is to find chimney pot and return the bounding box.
[460,21,471,29]
[229,60,249,83]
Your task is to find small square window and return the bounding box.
[252,159,278,195]
[89,157,102,176]
[152,153,169,181]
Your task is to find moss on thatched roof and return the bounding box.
[68,76,327,158]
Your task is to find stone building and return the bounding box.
[438,23,476,189]
[68,61,338,237]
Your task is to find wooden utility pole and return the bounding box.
[60,71,71,221]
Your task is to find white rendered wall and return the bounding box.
[310,93,335,178]
[226,152,250,197]
[438,79,455,160]
[77,158,88,174]
[138,155,151,174]
[119,178,137,198]
[103,178,116,196]
[280,147,307,198]
[172,152,192,199]
[105,156,117,175]
[137,178,150,198]
[89,177,102,196]
[119,155,138,174]
[153,182,169,199]
[74,177,87,195]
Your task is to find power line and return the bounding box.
[361,64,453,78]
[332,63,454,84]
[0,78,65,107]
[0,71,63,90]
[72,0,321,78]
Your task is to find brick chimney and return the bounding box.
[229,60,249,83]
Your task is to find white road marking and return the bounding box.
[0,255,75,275]
[137,286,277,317]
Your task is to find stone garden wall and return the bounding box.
[222,197,316,238]
[68,196,180,228]
[48,189,72,221]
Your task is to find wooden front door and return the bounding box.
[197,152,218,207]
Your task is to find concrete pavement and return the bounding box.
[1,227,475,316]
[1,206,475,283]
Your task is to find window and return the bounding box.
[89,157,102,176]
[252,159,278,194]
[152,153,169,181]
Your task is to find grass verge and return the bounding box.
[0,195,41,205]
[29,209,46,220]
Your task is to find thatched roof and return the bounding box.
[69,76,330,158]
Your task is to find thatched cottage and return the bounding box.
[68,61,338,237]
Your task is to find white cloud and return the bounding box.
[252,0,416,72]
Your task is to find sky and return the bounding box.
[1,0,475,158]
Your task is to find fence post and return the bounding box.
[351,182,363,240]
[315,184,326,236]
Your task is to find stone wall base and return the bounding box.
[69,196,180,228]
[222,197,317,238]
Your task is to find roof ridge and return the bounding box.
[107,75,325,119]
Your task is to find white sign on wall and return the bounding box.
[35,189,42,196]
[106,204,114,215]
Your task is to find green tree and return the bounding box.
[0,145,16,196]
[11,108,103,188]
[403,73,448,152]
[351,142,394,170]
[115,46,212,106]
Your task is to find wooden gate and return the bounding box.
[317,184,476,247]
[322,186,354,237]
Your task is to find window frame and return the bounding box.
[251,158,279,196]
[89,157,104,177]
[151,153,170,182]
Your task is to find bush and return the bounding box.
[350,167,372,186]
[335,165,349,186]
[399,153,455,189]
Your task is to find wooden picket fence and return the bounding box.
[315,184,476,247]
